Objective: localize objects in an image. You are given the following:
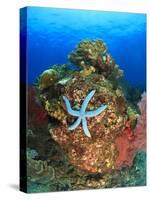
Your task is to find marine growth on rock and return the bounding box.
[33,39,146,176]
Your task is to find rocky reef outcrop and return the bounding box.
[35,39,145,174]
[26,39,146,192]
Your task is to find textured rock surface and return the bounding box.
[47,73,128,173]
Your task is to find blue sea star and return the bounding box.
[63,90,107,137]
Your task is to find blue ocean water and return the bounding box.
[24,7,146,87]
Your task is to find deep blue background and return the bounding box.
[24,7,146,87]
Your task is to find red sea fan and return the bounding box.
[115,122,135,169]
[115,92,146,169]
[133,92,146,151]
[28,87,48,127]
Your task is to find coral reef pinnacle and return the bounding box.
[63,90,107,137]
[35,39,145,175]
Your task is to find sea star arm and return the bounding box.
[81,90,96,113]
[69,117,82,130]
[85,105,107,117]
[63,96,79,117]
[82,117,91,137]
